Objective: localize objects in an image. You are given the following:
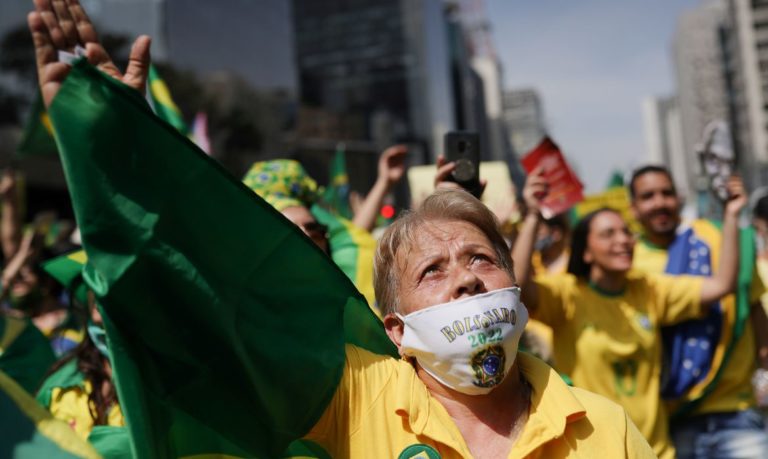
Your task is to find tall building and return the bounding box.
[452,0,512,164]
[445,5,491,160]
[165,0,295,92]
[501,88,546,157]
[0,0,298,200]
[725,0,768,189]
[672,0,730,202]
[292,0,454,163]
[641,96,691,200]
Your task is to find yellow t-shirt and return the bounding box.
[306,344,655,458]
[48,381,125,441]
[525,250,570,362]
[533,272,704,459]
[633,223,766,415]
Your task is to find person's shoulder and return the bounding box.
[566,386,656,457]
[568,385,629,420]
[344,344,401,380]
[535,272,578,291]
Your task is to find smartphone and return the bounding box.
[444,131,481,197]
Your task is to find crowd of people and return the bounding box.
[3,0,768,458]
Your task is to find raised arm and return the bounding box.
[511,168,547,310]
[0,170,21,261]
[28,0,151,108]
[352,145,407,232]
[700,175,747,304]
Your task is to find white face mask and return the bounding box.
[396,287,528,395]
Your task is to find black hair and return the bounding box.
[755,194,768,221]
[628,165,676,199]
[567,207,622,279]
[41,296,116,426]
[543,212,570,231]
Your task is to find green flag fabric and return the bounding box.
[49,59,396,458]
[17,91,58,157]
[147,65,187,133]
[0,370,101,459]
[0,315,57,394]
[321,146,352,219]
[42,250,89,305]
[311,205,378,310]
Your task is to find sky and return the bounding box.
[486,0,701,192]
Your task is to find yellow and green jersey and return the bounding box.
[533,272,704,459]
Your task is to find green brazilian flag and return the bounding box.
[321,146,352,219]
[0,315,57,394]
[0,370,101,458]
[17,91,59,157]
[17,65,186,158]
[49,59,396,458]
[147,64,188,134]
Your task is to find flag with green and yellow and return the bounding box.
[17,65,186,157]
[0,369,100,458]
[48,59,396,458]
[322,145,352,219]
[17,91,58,157]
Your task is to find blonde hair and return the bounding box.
[374,189,514,316]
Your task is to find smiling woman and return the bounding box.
[513,173,747,459]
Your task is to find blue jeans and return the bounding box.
[671,409,768,459]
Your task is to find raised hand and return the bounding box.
[724,175,747,216]
[0,169,17,200]
[28,0,152,108]
[377,145,408,187]
[434,154,487,196]
[522,166,548,217]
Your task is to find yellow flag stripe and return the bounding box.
[150,80,182,115]
[0,371,101,458]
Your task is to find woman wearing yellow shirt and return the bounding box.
[513,171,746,459]
[36,291,128,458]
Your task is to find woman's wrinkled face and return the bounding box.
[584,211,635,274]
[395,219,514,315]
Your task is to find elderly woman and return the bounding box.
[301,189,654,458]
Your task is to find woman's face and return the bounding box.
[281,206,329,254]
[583,211,635,274]
[394,219,514,316]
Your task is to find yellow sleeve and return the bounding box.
[624,409,657,458]
[532,274,569,326]
[649,274,705,325]
[305,345,394,452]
